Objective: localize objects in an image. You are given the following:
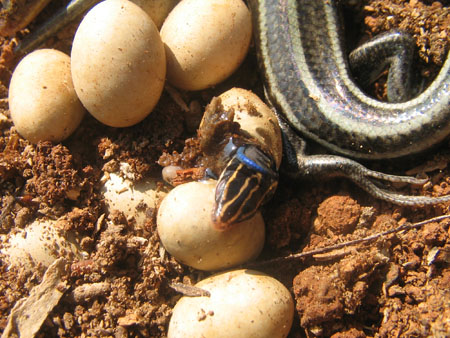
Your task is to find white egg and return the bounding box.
[157,180,265,271]
[9,49,85,143]
[71,0,166,127]
[160,0,252,90]
[102,172,166,226]
[168,269,294,338]
[2,219,85,270]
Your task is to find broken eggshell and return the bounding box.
[160,0,252,90]
[195,88,282,229]
[157,180,264,271]
[101,171,166,226]
[8,49,85,143]
[217,87,283,168]
[1,219,85,271]
[168,269,294,338]
[71,0,166,127]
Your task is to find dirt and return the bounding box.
[0,0,449,337]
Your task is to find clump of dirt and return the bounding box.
[287,195,450,337]
[363,0,449,65]
[0,0,449,337]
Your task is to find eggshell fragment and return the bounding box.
[2,219,85,270]
[9,49,85,143]
[102,172,166,226]
[130,0,179,29]
[160,0,252,90]
[71,0,166,127]
[168,269,294,338]
[157,180,264,271]
[219,88,283,168]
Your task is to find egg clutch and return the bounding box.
[8,0,252,140]
[5,0,296,337]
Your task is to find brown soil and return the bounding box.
[0,1,449,337]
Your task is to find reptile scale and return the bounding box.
[235,0,450,207]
